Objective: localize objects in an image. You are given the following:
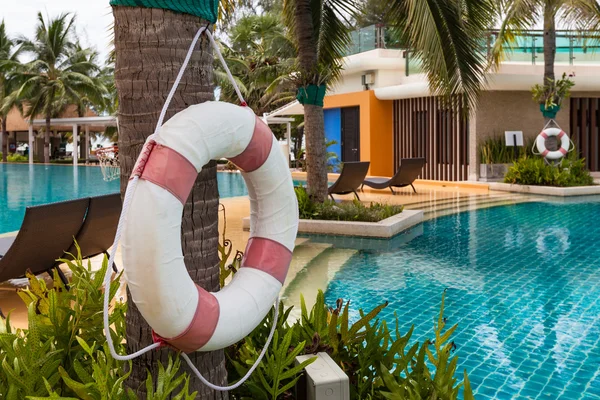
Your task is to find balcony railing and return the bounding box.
[346,26,600,76]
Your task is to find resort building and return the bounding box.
[1,105,110,163]
[268,28,600,181]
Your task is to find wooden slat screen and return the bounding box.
[570,97,600,172]
[393,97,469,181]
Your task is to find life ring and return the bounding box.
[122,101,299,353]
[536,128,570,160]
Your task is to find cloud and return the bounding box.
[0,0,114,62]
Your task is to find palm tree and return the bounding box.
[494,1,600,107]
[111,6,227,397]
[0,20,21,162]
[13,13,106,163]
[283,0,495,201]
[216,13,296,116]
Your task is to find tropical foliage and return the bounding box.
[493,0,600,118]
[531,72,575,110]
[0,20,22,162]
[217,13,296,116]
[8,12,108,163]
[479,136,534,164]
[226,290,473,399]
[295,186,404,222]
[504,155,594,187]
[0,251,196,399]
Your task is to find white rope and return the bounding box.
[206,30,246,105]
[101,25,272,389]
[181,298,279,391]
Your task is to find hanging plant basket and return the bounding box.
[540,104,561,119]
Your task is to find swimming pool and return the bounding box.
[323,200,600,399]
[0,164,249,234]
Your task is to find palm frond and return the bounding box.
[389,0,495,111]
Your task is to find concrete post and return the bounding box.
[28,125,34,164]
[286,122,292,166]
[468,112,478,181]
[85,125,90,161]
[72,124,78,166]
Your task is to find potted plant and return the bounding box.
[479,136,515,182]
[531,73,575,119]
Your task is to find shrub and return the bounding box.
[504,155,594,187]
[0,153,29,162]
[227,291,473,400]
[479,136,534,164]
[295,187,403,222]
[0,249,197,399]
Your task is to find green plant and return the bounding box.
[227,290,473,400]
[504,154,594,187]
[295,186,319,219]
[532,73,575,111]
[0,248,197,399]
[3,153,29,162]
[295,187,403,222]
[479,136,535,164]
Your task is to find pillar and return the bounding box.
[72,124,78,166]
[28,125,34,164]
[286,122,292,166]
[468,111,478,181]
[85,125,90,160]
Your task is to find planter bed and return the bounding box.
[242,209,424,238]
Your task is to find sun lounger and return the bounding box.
[362,158,425,194]
[327,161,370,200]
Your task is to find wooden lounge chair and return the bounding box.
[66,193,121,271]
[362,158,425,194]
[327,161,370,201]
[0,198,90,285]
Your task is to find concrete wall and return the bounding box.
[475,91,570,144]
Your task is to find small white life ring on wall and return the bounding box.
[536,128,571,161]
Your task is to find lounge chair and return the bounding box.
[327,161,370,201]
[0,198,90,285]
[67,193,121,270]
[362,158,425,194]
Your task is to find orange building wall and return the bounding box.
[324,91,394,177]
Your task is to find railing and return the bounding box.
[346,26,600,76]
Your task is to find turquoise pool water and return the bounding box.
[323,200,600,399]
[0,164,250,234]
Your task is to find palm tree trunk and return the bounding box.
[543,6,556,84]
[294,0,329,202]
[543,6,556,128]
[1,118,7,162]
[112,7,227,398]
[45,116,51,163]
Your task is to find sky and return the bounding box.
[0,0,114,63]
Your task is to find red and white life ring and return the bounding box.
[536,128,571,161]
[122,101,299,353]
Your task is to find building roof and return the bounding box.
[5,105,107,133]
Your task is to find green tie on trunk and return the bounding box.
[109,0,219,23]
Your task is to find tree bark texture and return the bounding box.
[112,7,227,398]
[543,6,556,84]
[294,0,329,201]
[303,104,328,200]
